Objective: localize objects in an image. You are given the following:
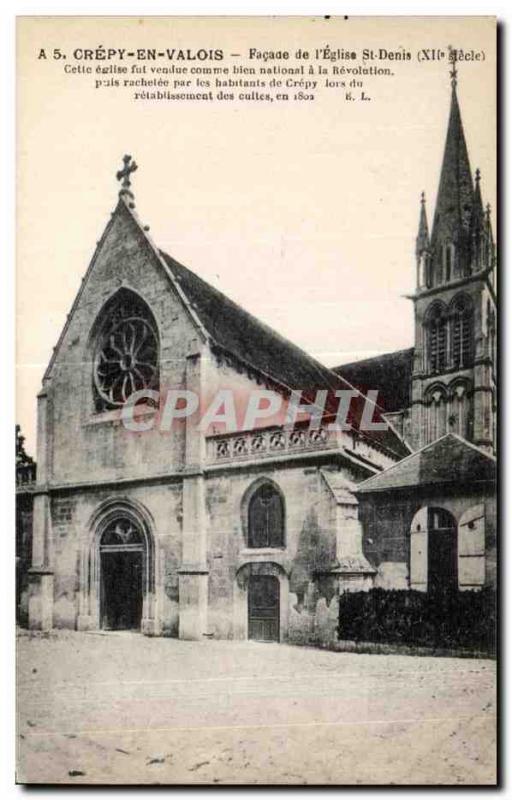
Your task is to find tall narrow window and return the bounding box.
[444,243,454,282]
[248,484,285,548]
[450,295,473,369]
[426,303,447,374]
[424,254,433,289]
[449,383,472,439]
[488,305,496,366]
[426,389,447,443]
[92,289,159,412]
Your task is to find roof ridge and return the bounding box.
[332,347,415,372]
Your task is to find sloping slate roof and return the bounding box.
[161,251,346,393]
[159,250,409,458]
[356,434,496,493]
[332,348,414,412]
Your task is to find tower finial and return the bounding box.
[475,167,481,184]
[416,190,430,261]
[448,45,458,89]
[450,62,458,89]
[116,154,138,204]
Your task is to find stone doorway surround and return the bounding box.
[77,498,160,635]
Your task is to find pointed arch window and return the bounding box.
[92,289,159,412]
[450,295,473,369]
[425,303,447,375]
[248,483,285,549]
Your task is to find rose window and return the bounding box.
[93,292,159,411]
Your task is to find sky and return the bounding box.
[16,16,497,455]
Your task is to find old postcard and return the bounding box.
[16,16,497,785]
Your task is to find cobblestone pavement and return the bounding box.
[16,630,496,785]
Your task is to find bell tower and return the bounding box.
[410,65,497,453]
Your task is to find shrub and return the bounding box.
[338,586,496,654]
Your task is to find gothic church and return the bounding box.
[17,71,497,644]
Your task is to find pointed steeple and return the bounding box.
[430,64,474,276]
[416,191,430,257]
[415,191,432,289]
[484,202,495,269]
[470,168,485,269]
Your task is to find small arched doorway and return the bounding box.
[427,507,457,592]
[99,517,145,630]
[248,574,280,642]
[234,562,288,642]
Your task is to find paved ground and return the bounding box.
[17,630,496,785]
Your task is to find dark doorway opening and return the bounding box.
[427,507,458,592]
[100,550,143,631]
[248,575,280,642]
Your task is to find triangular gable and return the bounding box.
[43,197,210,382]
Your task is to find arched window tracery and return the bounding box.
[247,483,285,549]
[100,517,144,548]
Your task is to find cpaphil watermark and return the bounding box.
[120,387,388,434]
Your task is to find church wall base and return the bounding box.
[178,570,209,640]
[28,570,54,632]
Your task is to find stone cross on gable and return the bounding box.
[116,154,138,202]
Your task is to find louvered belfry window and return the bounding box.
[451,296,474,369]
[427,306,447,374]
[248,484,285,548]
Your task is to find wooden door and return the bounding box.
[100,550,143,630]
[248,575,280,642]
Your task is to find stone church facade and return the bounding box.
[20,71,497,644]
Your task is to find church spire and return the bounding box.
[429,63,474,281]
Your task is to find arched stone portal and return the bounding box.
[77,498,159,635]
